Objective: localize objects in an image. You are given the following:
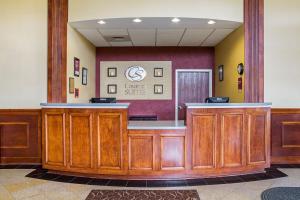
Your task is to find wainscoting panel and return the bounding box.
[0,110,41,164]
[271,109,300,164]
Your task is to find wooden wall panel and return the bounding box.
[271,109,300,164]
[161,136,185,170]
[248,113,268,165]
[69,113,93,169]
[128,135,154,170]
[96,113,123,170]
[0,110,41,164]
[191,114,217,169]
[220,113,244,168]
[44,112,66,166]
[281,122,300,147]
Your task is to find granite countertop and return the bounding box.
[185,102,272,108]
[128,120,186,130]
[40,103,130,109]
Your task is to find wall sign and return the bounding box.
[100,61,172,100]
[125,66,147,81]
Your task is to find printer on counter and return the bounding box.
[205,97,229,103]
[89,98,116,103]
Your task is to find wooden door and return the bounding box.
[177,71,210,120]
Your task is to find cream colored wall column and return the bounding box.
[265,0,300,107]
[0,0,47,108]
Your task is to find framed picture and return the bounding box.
[69,77,74,94]
[154,68,163,77]
[74,57,80,77]
[75,88,79,98]
[82,67,88,85]
[218,65,224,81]
[107,67,117,77]
[107,84,117,94]
[154,84,163,94]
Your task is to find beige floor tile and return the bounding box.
[4,178,46,193]
[1,168,300,200]
[0,185,14,200]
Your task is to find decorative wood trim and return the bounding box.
[69,113,93,169]
[281,122,300,148]
[47,0,68,103]
[96,113,123,170]
[244,0,264,102]
[220,113,244,168]
[44,112,66,167]
[128,135,155,170]
[272,108,300,114]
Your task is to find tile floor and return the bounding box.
[0,167,300,200]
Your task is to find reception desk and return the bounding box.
[41,103,271,179]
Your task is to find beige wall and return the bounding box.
[265,0,300,107]
[69,0,243,22]
[215,25,245,103]
[67,25,96,103]
[0,0,47,108]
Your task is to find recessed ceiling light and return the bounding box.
[97,20,106,25]
[133,18,142,23]
[208,20,216,25]
[172,17,180,23]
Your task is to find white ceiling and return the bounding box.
[69,17,242,47]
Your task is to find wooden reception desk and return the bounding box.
[41,103,271,179]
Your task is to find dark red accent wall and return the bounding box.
[96,47,215,120]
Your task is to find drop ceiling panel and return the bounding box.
[156,29,185,46]
[76,29,110,47]
[201,29,234,46]
[110,41,133,47]
[128,29,156,46]
[179,29,214,46]
[99,29,128,36]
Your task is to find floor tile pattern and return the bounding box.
[23,165,287,187]
[0,164,299,200]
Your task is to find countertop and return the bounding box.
[185,102,272,108]
[128,120,186,130]
[40,103,130,109]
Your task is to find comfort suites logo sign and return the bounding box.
[100,61,172,100]
[125,66,147,81]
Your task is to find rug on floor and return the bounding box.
[85,190,200,200]
[262,187,300,200]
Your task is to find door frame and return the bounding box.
[175,69,213,121]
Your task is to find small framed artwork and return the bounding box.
[154,84,163,94]
[218,65,224,81]
[154,68,163,77]
[75,88,79,98]
[107,67,117,77]
[107,84,117,94]
[69,77,74,94]
[74,57,80,77]
[82,67,88,85]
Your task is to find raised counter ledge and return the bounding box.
[128,120,186,130]
[185,102,272,108]
[40,103,130,109]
